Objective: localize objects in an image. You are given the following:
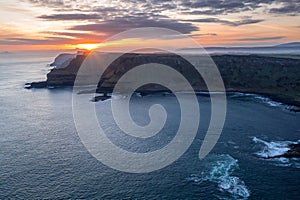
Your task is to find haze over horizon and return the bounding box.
[0,0,299,51]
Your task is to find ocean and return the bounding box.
[0,51,299,199]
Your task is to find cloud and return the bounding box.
[0,37,76,45]
[190,33,218,37]
[23,0,65,8]
[43,31,107,41]
[43,31,216,42]
[70,16,199,35]
[30,1,198,35]
[23,0,299,37]
[24,0,300,16]
[12,0,298,47]
[270,2,300,16]
[180,0,300,16]
[180,0,256,15]
[185,18,263,26]
[237,36,286,41]
[38,13,103,20]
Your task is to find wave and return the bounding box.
[229,92,299,111]
[252,137,292,158]
[252,137,300,168]
[229,92,281,106]
[187,154,250,199]
[195,91,227,96]
[127,90,299,112]
[195,91,292,110]
[252,95,282,107]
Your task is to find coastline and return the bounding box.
[25,53,300,108]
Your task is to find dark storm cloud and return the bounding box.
[185,18,264,26]
[237,36,286,41]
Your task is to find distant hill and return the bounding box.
[0,51,12,54]
[179,42,300,55]
[275,42,300,48]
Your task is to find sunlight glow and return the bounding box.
[76,43,102,50]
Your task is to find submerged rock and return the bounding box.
[279,143,300,158]
[286,106,300,113]
[91,93,111,102]
[25,81,47,89]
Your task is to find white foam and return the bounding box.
[252,137,300,168]
[188,154,250,199]
[186,174,203,183]
[229,92,254,98]
[252,137,291,158]
[111,94,127,100]
[229,92,290,109]
[135,92,143,97]
[195,91,226,95]
[219,176,250,198]
[253,96,283,107]
[294,162,300,169]
[233,92,300,111]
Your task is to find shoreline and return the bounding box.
[25,53,300,109]
[93,89,300,112]
[25,82,300,110]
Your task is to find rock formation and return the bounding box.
[268,143,300,159]
[26,53,300,106]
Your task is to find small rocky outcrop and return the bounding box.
[284,143,300,158]
[269,143,300,159]
[25,81,47,89]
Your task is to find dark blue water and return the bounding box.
[1,51,299,199]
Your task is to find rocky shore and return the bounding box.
[253,137,300,159]
[267,143,300,159]
[280,143,300,158]
[26,52,300,106]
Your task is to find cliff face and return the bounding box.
[46,54,86,87]
[31,53,300,105]
[50,53,76,69]
[213,55,300,101]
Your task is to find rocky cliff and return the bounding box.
[26,53,300,106]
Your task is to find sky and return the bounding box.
[0,0,299,50]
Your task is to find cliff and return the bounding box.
[50,53,76,69]
[47,54,86,86]
[26,53,300,106]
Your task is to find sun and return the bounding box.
[76,43,101,50]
